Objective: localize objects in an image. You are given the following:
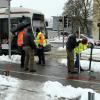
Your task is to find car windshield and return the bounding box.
[11,17,31,29]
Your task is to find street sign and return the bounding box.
[0,0,9,8]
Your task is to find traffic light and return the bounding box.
[64,16,68,27]
[59,18,62,22]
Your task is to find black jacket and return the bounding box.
[66,34,78,51]
[23,32,36,50]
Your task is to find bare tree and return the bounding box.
[63,0,93,35]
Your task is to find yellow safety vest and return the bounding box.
[74,43,88,54]
[35,32,46,47]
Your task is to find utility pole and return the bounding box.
[62,16,64,48]
[57,16,60,39]
[8,0,11,59]
[78,26,81,74]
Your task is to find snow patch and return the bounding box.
[0,75,20,87]
[57,46,66,51]
[43,81,100,100]
[0,75,20,100]
[0,55,38,64]
[58,59,100,72]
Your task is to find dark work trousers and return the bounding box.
[23,46,35,71]
[66,49,74,72]
[37,48,45,64]
[75,53,79,69]
[18,46,25,68]
[75,53,82,70]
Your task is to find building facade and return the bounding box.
[93,0,100,40]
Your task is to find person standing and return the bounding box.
[35,28,46,66]
[66,31,79,74]
[23,27,36,72]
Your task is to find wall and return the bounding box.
[93,0,100,40]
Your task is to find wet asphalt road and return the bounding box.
[0,53,100,91]
[0,53,100,100]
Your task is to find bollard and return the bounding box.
[89,43,94,71]
[88,92,95,100]
[3,64,11,76]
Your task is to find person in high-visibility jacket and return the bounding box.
[35,28,46,66]
[17,28,25,68]
[74,38,88,71]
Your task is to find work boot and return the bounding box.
[80,68,84,71]
[20,65,24,69]
[36,62,41,65]
[42,63,45,66]
[29,69,36,72]
[24,68,29,71]
[69,70,78,74]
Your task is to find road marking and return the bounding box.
[0,68,100,85]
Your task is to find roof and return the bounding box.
[0,7,43,15]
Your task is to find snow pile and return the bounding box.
[57,47,100,55]
[43,81,80,99]
[81,60,100,71]
[0,55,38,64]
[81,48,100,60]
[43,81,100,100]
[49,36,67,43]
[0,75,20,87]
[82,48,100,55]
[0,55,21,64]
[58,59,100,72]
[57,47,100,60]
[0,75,20,100]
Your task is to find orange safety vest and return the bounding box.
[17,31,25,46]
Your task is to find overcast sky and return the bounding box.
[11,0,67,18]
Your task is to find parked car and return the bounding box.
[80,34,100,46]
